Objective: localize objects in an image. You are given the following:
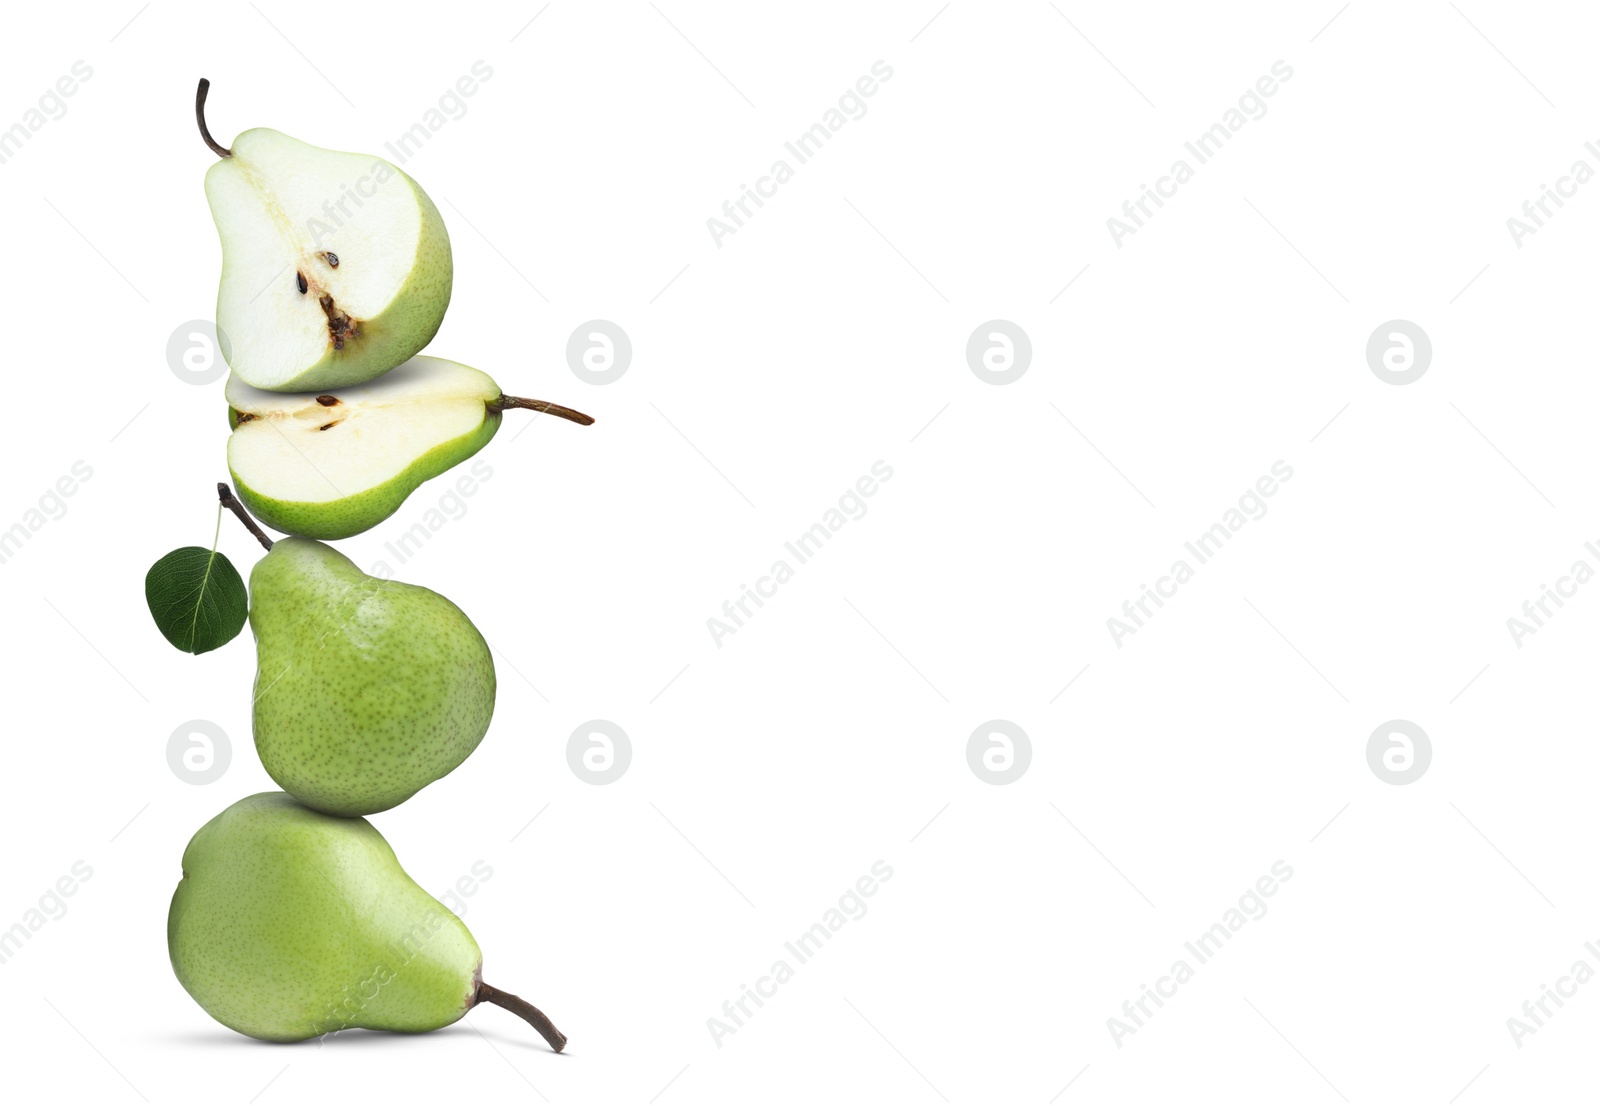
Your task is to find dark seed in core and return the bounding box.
[325,252,339,268]
[296,272,307,294]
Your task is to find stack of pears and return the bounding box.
[167,81,588,1049]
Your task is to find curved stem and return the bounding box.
[217,483,273,551]
[489,395,595,426]
[476,981,567,1052]
[196,79,232,159]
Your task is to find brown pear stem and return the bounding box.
[490,395,595,426]
[196,78,232,159]
[217,483,273,551]
[476,981,567,1052]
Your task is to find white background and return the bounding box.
[0,0,1595,1102]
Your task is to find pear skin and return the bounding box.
[168,792,480,1040]
[250,538,494,816]
[169,793,566,1049]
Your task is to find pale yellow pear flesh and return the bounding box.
[226,357,502,539]
[206,128,452,392]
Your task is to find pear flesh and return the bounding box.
[206,128,452,392]
[250,537,495,817]
[227,356,502,539]
[168,792,483,1040]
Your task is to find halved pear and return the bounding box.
[198,79,452,392]
[227,356,593,539]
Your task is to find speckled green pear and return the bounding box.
[168,793,567,1048]
[250,537,494,816]
[226,356,593,540]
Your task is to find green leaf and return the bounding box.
[145,546,248,654]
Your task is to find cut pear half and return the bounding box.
[198,80,452,392]
[227,356,593,540]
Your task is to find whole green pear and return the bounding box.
[251,537,495,816]
[168,792,566,1048]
